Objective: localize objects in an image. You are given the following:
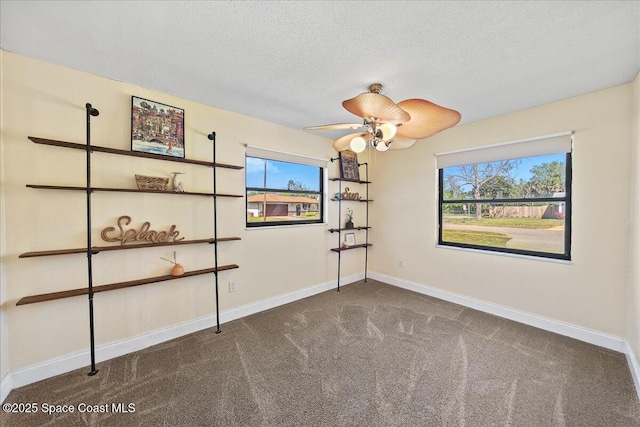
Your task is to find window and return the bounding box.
[246,152,324,227]
[437,133,572,260]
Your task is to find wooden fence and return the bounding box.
[489,205,562,219]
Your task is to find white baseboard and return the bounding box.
[4,271,636,404]
[3,273,362,401]
[368,271,626,353]
[1,373,12,404]
[625,341,640,400]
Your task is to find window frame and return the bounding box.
[245,155,325,228]
[437,152,572,260]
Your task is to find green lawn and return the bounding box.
[443,229,511,247]
[447,217,563,229]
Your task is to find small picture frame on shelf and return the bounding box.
[131,96,185,158]
[339,150,360,181]
[345,232,356,247]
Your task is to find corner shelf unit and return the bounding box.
[19,105,243,376]
[329,163,371,291]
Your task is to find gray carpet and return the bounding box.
[2,280,639,426]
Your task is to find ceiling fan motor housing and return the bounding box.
[369,83,383,94]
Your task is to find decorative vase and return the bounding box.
[171,264,185,276]
[345,220,354,229]
[170,172,185,192]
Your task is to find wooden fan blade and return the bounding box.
[304,123,364,131]
[332,132,370,152]
[388,137,417,150]
[395,99,461,139]
[343,93,411,124]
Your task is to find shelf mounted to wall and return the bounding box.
[25,185,242,198]
[329,156,371,291]
[16,265,239,306]
[28,136,244,170]
[19,108,244,378]
[19,237,241,258]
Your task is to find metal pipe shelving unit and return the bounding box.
[329,157,372,291]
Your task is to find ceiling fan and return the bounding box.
[305,83,461,153]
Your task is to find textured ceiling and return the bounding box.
[1,1,639,140]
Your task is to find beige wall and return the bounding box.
[630,71,640,359]
[0,51,367,372]
[370,83,634,337]
[1,49,637,382]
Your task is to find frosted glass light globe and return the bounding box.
[350,136,367,153]
[376,141,390,152]
[378,123,397,140]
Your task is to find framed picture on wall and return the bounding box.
[131,96,185,158]
[339,150,360,181]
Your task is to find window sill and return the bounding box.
[435,244,572,264]
[245,222,328,231]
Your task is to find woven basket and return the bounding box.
[135,174,169,191]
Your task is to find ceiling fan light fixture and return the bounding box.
[378,123,397,140]
[350,136,367,153]
[375,141,390,152]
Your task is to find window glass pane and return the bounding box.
[247,191,321,223]
[246,157,320,191]
[246,154,324,227]
[442,153,566,201]
[441,202,566,255]
[439,149,571,260]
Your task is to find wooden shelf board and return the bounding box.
[330,243,373,252]
[328,227,371,233]
[27,184,242,198]
[16,265,239,306]
[29,136,244,170]
[19,237,241,258]
[329,178,371,184]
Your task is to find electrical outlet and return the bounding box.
[399,260,404,268]
[229,281,237,293]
